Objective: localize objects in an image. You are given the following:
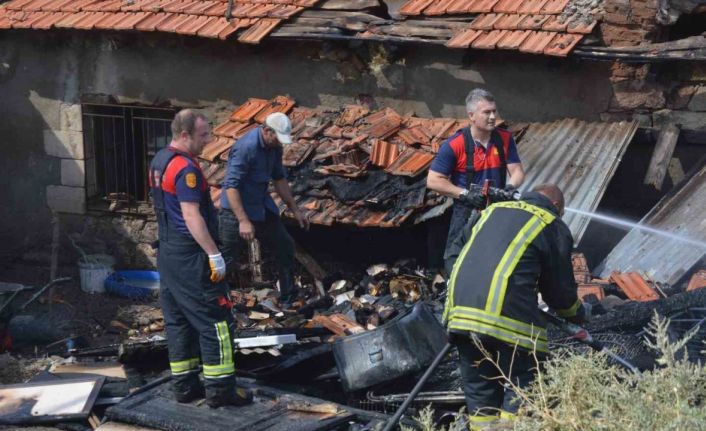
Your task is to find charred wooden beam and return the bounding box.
[585,287,706,333]
[644,123,680,191]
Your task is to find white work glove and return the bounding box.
[208,253,226,283]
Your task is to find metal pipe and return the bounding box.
[382,342,452,431]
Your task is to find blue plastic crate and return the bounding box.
[104,270,160,299]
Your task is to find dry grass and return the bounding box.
[405,313,706,431]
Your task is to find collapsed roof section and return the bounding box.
[201,95,463,228]
[201,96,637,237]
[597,161,706,286]
[399,0,598,56]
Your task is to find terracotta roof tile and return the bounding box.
[496,29,531,48]
[543,32,582,56]
[518,30,556,53]
[61,0,102,13]
[269,4,303,18]
[6,0,37,11]
[469,0,502,13]
[494,13,526,29]
[229,98,269,122]
[238,17,282,43]
[472,29,509,49]
[253,95,296,123]
[202,137,234,162]
[423,0,455,15]
[214,121,250,138]
[75,11,110,29]
[83,0,123,12]
[12,11,48,28]
[577,283,606,302]
[0,9,10,29]
[446,0,472,13]
[492,0,524,13]
[195,16,231,37]
[518,14,550,30]
[517,0,549,14]
[566,18,596,34]
[446,28,482,48]
[183,1,220,15]
[397,125,431,145]
[471,13,503,30]
[335,105,370,126]
[156,12,193,32]
[135,11,173,30]
[40,0,74,11]
[174,14,213,35]
[163,0,201,14]
[370,139,400,168]
[138,0,169,13]
[541,15,567,31]
[687,270,706,292]
[385,148,435,177]
[283,141,316,167]
[400,0,435,16]
[540,0,568,14]
[31,11,67,29]
[203,2,228,16]
[610,272,660,302]
[220,18,254,39]
[22,0,55,11]
[112,11,152,30]
[94,11,131,29]
[54,11,90,28]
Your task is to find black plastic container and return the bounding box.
[332,301,448,392]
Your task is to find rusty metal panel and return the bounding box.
[597,162,706,285]
[517,118,638,243]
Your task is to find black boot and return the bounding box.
[205,380,253,408]
[173,373,204,403]
[278,270,298,303]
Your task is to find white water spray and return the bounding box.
[565,207,706,249]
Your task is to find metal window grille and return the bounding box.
[82,104,176,208]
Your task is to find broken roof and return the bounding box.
[0,0,599,55]
[597,161,706,286]
[401,0,598,56]
[202,96,635,233]
[0,0,319,43]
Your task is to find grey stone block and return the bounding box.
[653,109,706,131]
[44,129,84,159]
[687,86,706,112]
[46,185,85,214]
[60,103,83,132]
[61,159,85,187]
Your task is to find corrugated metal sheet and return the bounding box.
[517,118,638,243]
[597,163,706,285]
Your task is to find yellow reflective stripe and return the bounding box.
[169,358,200,375]
[203,363,235,378]
[491,201,556,224]
[445,207,497,322]
[214,321,233,368]
[556,299,582,318]
[448,319,548,352]
[487,216,547,315]
[469,415,499,423]
[499,410,517,420]
[449,307,547,340]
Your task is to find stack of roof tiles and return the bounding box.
[400,0,597,56]
[0,0,319,43]
[200,96,469,228]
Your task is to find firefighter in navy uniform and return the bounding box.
[149,109,252,408]
[443,183,586,430]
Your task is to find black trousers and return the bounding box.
[158,231,235,393]
[218,209,295,295]
[443,203,474,261]
[456,333,542,421]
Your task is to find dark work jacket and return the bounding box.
[443,192,584,352]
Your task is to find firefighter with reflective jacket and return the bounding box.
[443,183,586,429]
[149,109,252,408]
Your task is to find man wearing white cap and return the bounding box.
[219,112,309,303]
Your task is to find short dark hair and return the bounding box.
[171,109,207,137]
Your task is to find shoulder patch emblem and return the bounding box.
[185,172,197,189]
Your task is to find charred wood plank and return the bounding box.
[294,242,328,281]
[644,123,680,191]
[585,288,706,333]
